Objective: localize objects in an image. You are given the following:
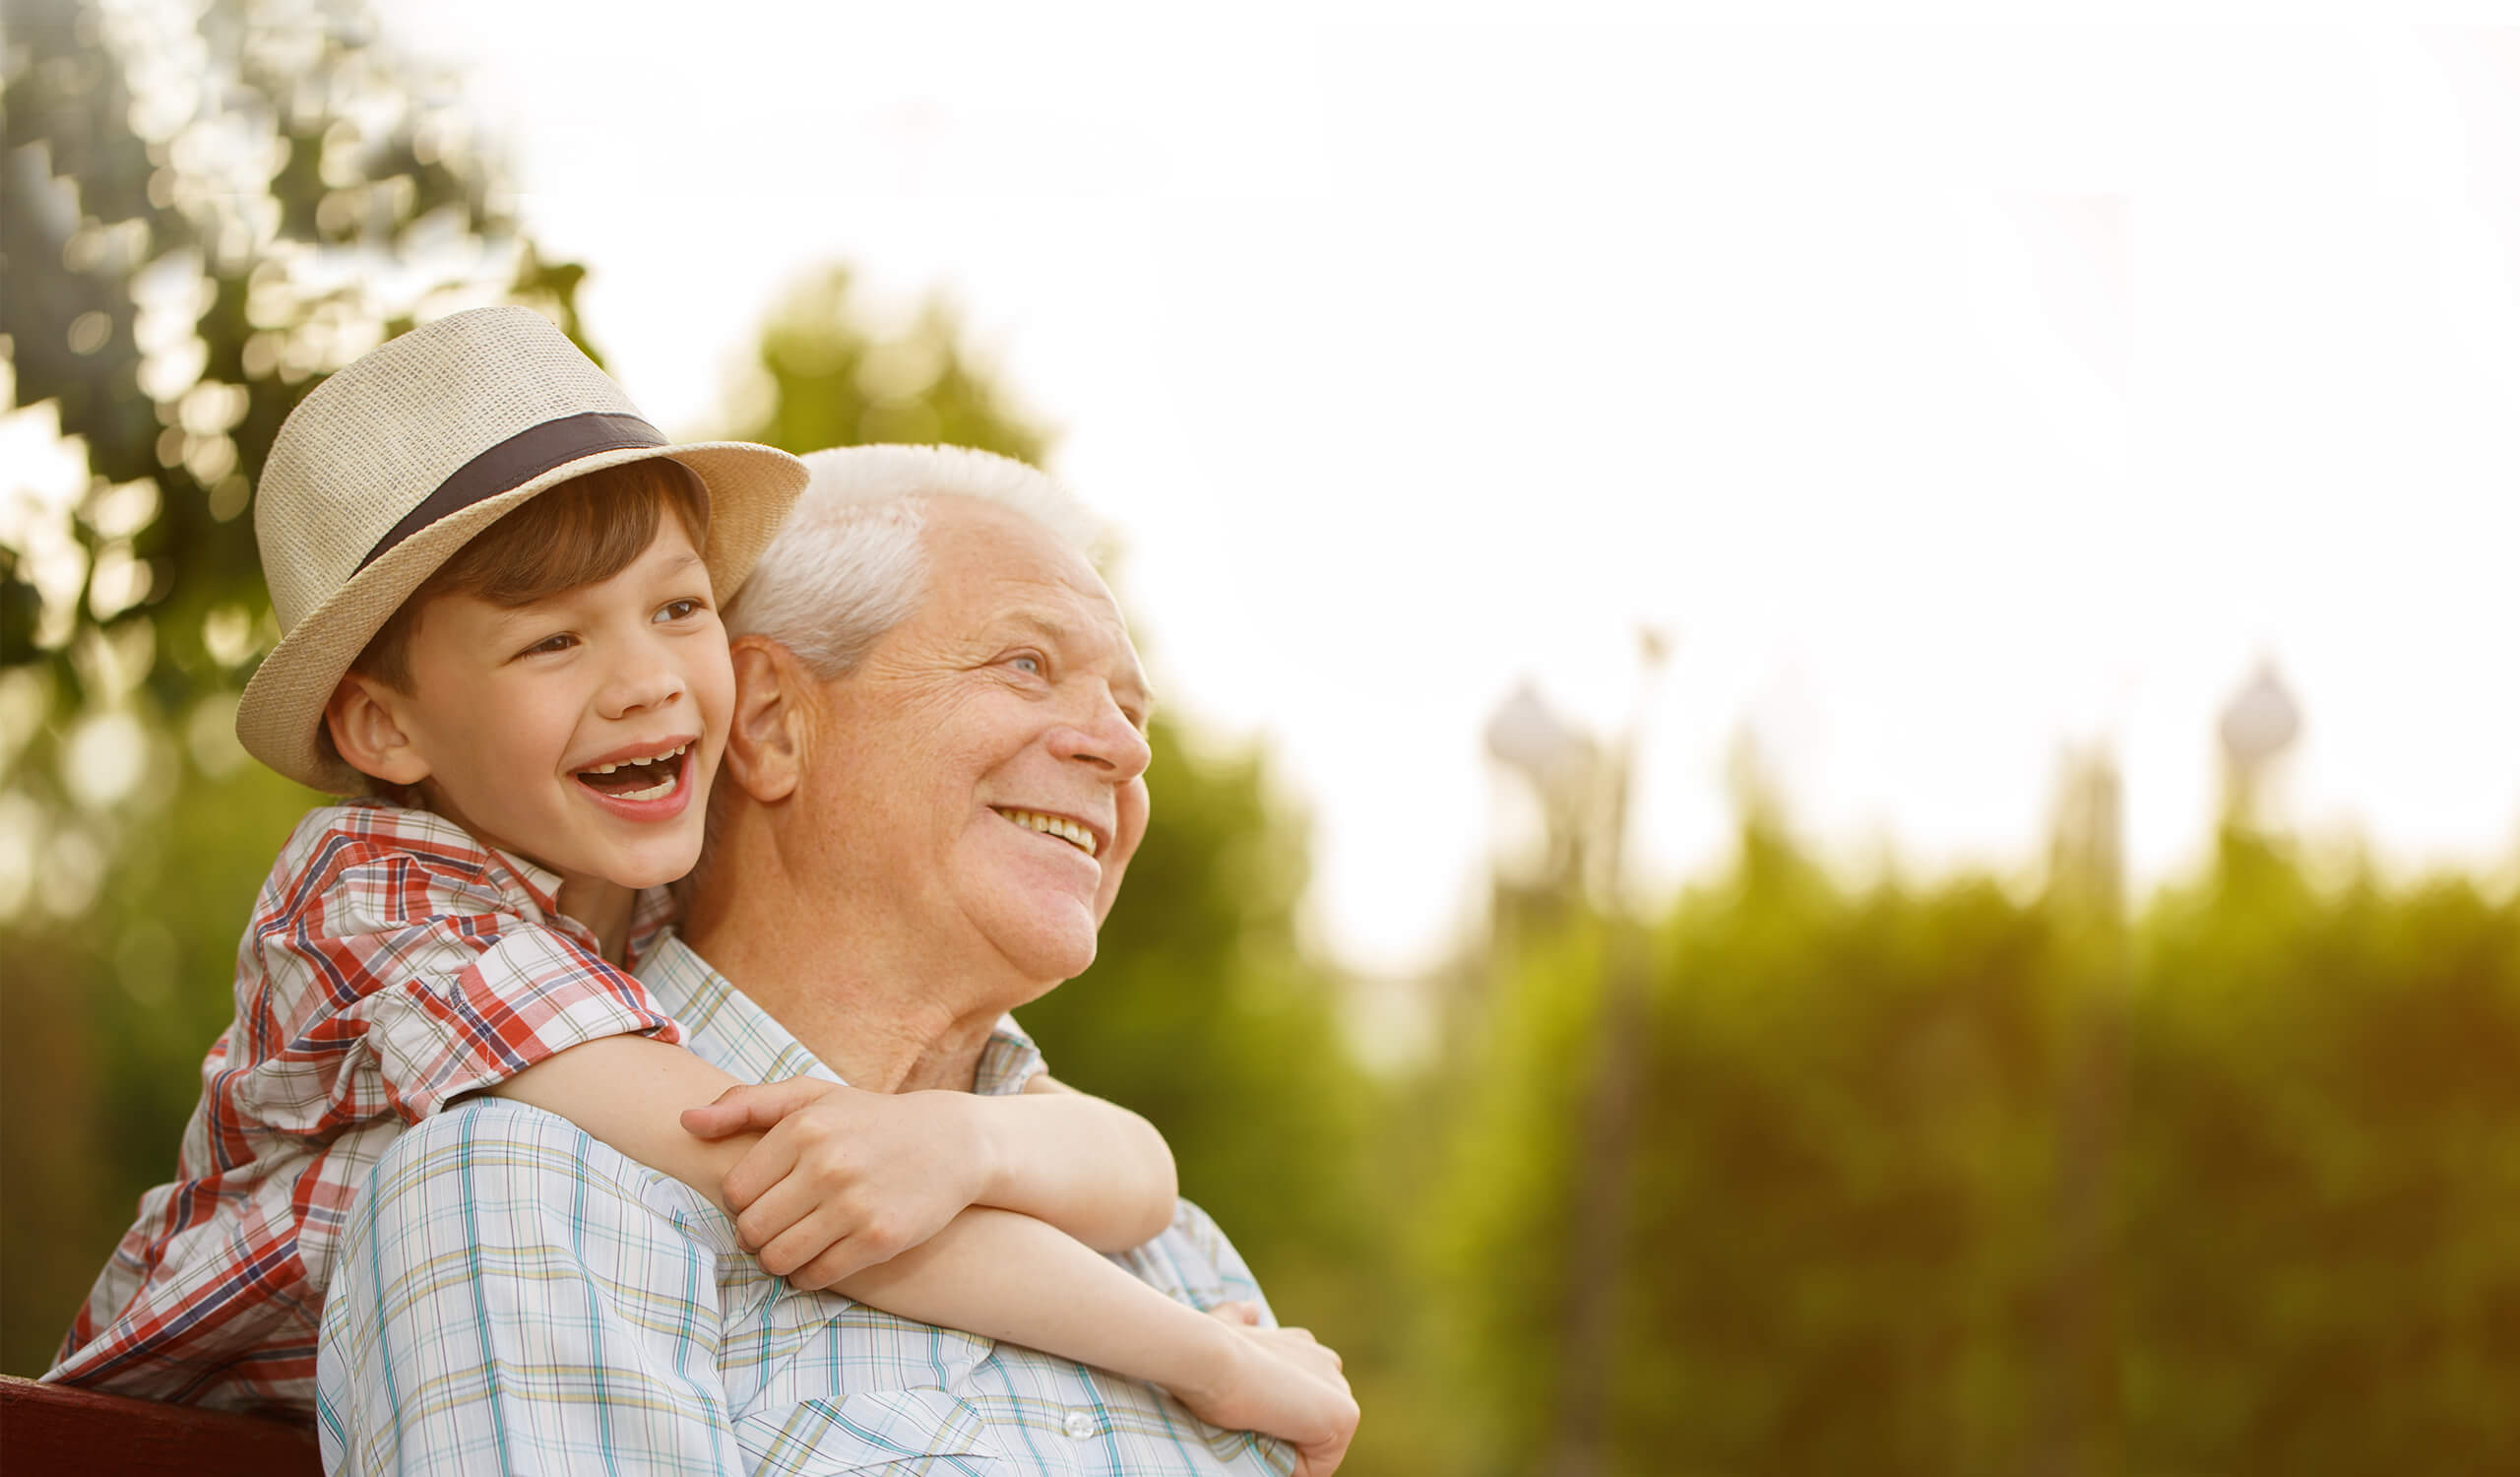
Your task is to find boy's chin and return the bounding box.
[598,832,706,891]
[610,851,703,892]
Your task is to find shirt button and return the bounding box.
[1063,1408,1097,1440]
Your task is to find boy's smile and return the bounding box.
[571,738,695,808]
[343,517,733,895]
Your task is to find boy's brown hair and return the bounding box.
[351,458,711,692]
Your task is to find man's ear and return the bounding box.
[325,674,432,787]
[722,635,809,803]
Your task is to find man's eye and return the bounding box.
[657,598,705,622]
[1007,653,1043,675]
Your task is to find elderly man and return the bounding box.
[314,446,1354,1475]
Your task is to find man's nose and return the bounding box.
[1052,692,1152,783]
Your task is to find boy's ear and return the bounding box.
[325,674,432,787]
[722,635,807,803]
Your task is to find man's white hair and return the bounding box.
[723,444,1106,676]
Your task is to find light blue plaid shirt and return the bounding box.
[317,933,1294,1476]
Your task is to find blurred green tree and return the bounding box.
[1427,800,2520,1477]
[2,0,593,706]
[727,266,1046,466]
[2116,829,2520,1472]
[0,0,598,1376]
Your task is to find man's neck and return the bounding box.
[678,842,1030,1093]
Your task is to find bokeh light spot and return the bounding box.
[62,710,149,811]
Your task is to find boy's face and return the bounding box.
[363,517,732,892]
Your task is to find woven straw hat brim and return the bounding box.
[237,439,806,795]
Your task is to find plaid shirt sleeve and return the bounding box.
[45,802,683,1413]
[230,806,684,1132]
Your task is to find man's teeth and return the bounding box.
[581,743,688,776]
[997,808,1098,857]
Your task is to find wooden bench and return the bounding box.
[0,1374,321,1475]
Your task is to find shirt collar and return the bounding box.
[348,798,678,967]
[482,845,677,968]
[485,845,566,917]
[637,931,1044,1095]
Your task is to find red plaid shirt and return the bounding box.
[46,800,683,1413]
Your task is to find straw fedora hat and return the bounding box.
[235,305,808,794]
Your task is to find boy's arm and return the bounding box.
[684,1071,1178,1252]
[988,1072,1180,1250]
[480,1033,766,1210]
[834,1206,1357,1463]
[685,1063,1184,1250]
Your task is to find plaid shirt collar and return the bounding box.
[346,798,678,966]
[636,932,1044,1096]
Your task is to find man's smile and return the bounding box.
[991,806,1102,858]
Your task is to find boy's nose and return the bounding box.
[601,654,685,719]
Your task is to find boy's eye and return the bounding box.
[522,633,576,657]
[656,598,705,622]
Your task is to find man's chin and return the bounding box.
[984,910,1102,990]
[1016,938,1099,992]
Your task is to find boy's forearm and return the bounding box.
[483,1034,759,1211]
[961,1083,1179,1251]
[835,1204,1232,1400]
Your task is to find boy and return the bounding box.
[48,308,1351,1452]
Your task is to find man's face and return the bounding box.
[809,496,1153,989]
[378,517,734,891]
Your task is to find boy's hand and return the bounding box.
[680,1077,982,1289]
[1180,1308,1358,1477]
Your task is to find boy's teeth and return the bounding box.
[614,771,679,803]
[583,743,687,777]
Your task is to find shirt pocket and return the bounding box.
[735,1387,1009,1476]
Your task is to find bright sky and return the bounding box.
[381,6,2520,976]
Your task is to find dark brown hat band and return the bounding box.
[354,411,668,573]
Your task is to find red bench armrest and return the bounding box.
[0,1375,321,1476]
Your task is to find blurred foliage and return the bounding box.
[6,11,2519,1477]
[2,0,591,709]
[0,0,600,1378]
[1424,813,2520,1477]
[728,265,1047,468]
